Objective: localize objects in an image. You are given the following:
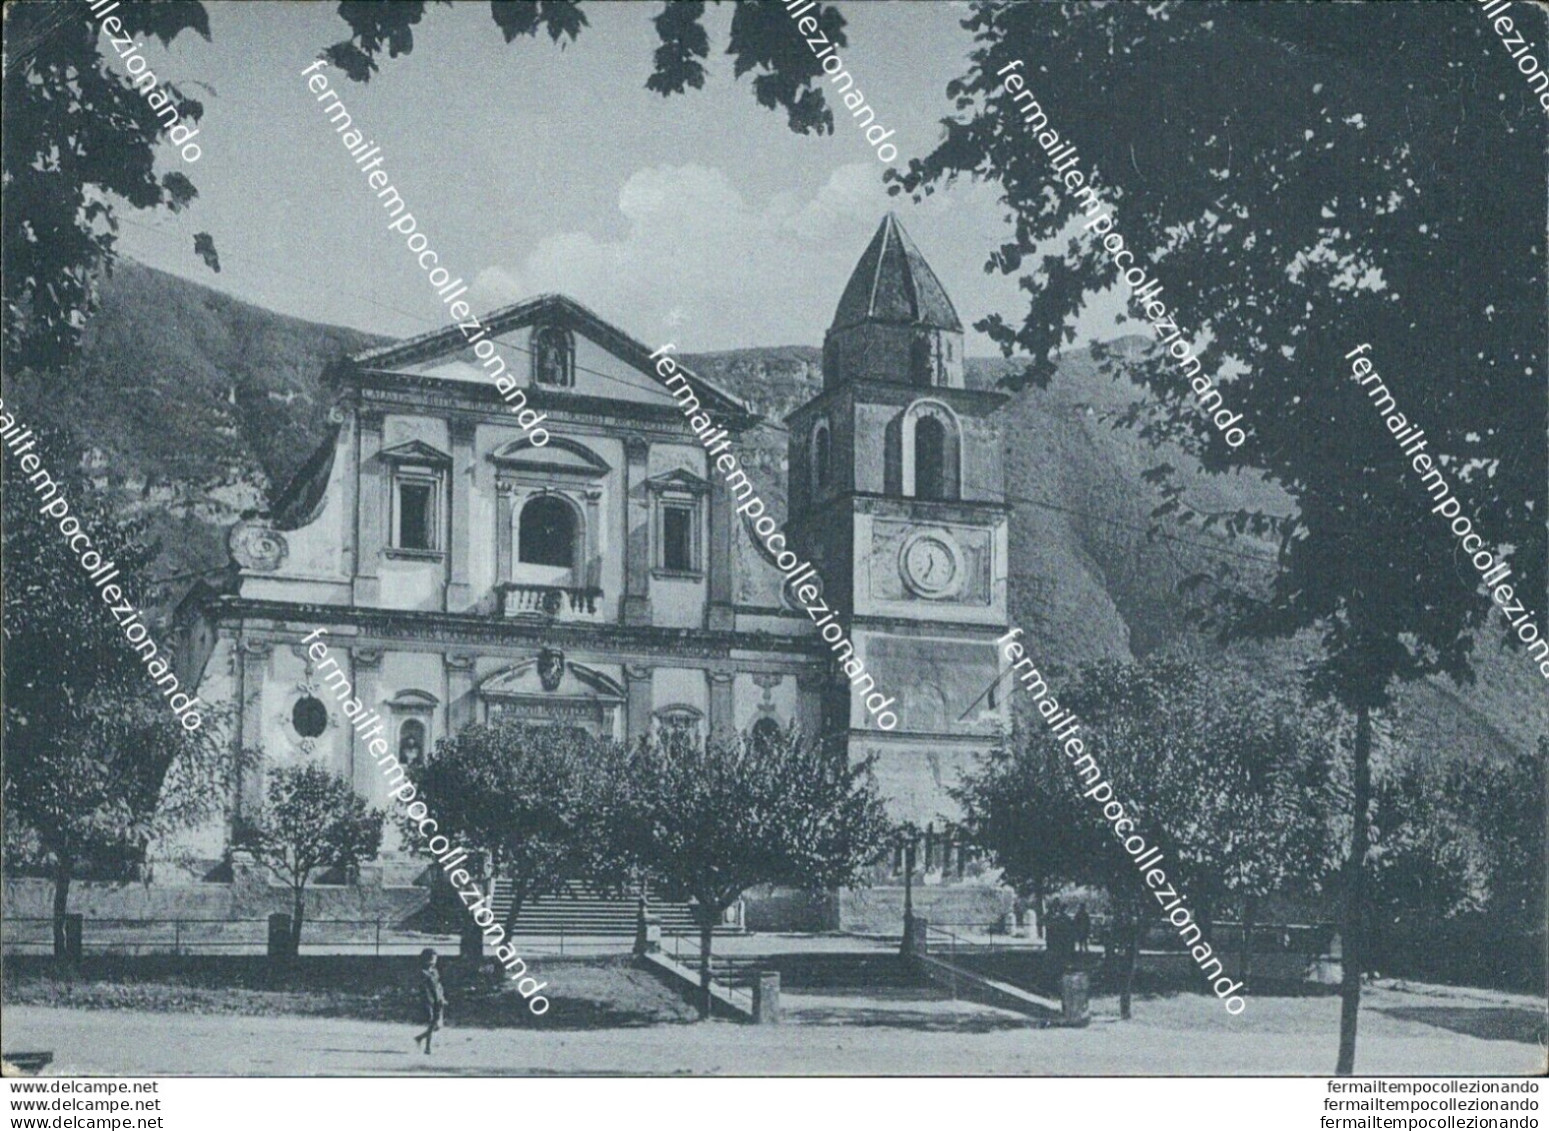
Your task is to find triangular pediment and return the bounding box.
[646,468,711,495]
[344,293,755,422]
[378,439,452,466]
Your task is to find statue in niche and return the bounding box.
[533,325,573,386]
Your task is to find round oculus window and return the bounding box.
[292,696,328,738]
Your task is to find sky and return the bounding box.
[111,0,1124,355]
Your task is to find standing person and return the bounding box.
[413,948,446,1054]
[1074,903,1091,954]
[1045,899,1071,974]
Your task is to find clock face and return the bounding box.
[901,533,960,597]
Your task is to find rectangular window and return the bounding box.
[663,505,693,572]
[394,473,440,551]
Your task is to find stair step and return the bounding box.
[487,879,742,936]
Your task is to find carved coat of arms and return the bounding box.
[537,647,565,692]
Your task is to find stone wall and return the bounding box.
[839,884,1013,935]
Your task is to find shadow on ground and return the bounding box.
[1373,1005,1548,1045]
[781,1002,1035,1033]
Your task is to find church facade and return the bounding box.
[177,214,1012,925]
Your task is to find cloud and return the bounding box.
[470,163,902,351]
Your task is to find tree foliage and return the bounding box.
[405,720,610,931]
[246,762,384,956]
[960,657,1345,1015]
[613,727,891,1017]
[1,428,235,955]
[2,0,217,371]
[321,0,850,135]
[901,0,1546,1071]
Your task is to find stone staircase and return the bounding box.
[490,879,742,937]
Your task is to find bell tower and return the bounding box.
[787,214,1011,829]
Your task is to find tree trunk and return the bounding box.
[503,884,525,938]
[1336,703,1373,1076]
[1120,913,1140,1021]
[1241,894,1257,984]
[290,885,305,958]
[1033,881,1047,941]
[51,860,73,961]
[697,918,715,1021]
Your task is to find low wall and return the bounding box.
[839,885,1013,935]
[742,887,840,932]
[912,952,1059,1021]
[1,876,429,925]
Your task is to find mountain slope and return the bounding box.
[10,260,1540,758]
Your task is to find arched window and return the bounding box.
[532,325,574,387]
[519,495,577,567]
[398,718,426,763]
[813,423,831,491]
[915,416,947,500]
[751,716,782,755]
[901,402,961,501]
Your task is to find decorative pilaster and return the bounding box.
[351,647,384,806]
[446,653,476,733]
[448,418,476,609]
[583,487,604,589]
[495,482,515,583]
[623,438,652,625]
[234,638,273,831]
[354,410,385,604]
[625,663,653,740]
[796,670,826,747]
[707,471,735,631]
[708,667,736,741]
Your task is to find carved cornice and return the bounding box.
[200,596,829,661]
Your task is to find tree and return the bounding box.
[246,762,383,957]
[1366,757,1488,976]
[952,741,1087,937]
[2,0,217,371]
[616,727,890,1019]
[901,1,1545,1072]
[958,657,1345,1017]
[1,426,236,957]
[1472,739,1547,936]
[406,719,604,934]
[1058,659,1346,984]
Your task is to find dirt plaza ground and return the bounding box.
[5,979,1543,1076]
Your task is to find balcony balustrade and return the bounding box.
[497,582,604,619]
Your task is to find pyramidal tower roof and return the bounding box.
[830,212,963,334]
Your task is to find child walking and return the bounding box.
[413,947,446,1054]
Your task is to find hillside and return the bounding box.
[4,260,386,590]
[9,260,1541,759]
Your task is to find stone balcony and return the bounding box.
[496,582,605,621]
